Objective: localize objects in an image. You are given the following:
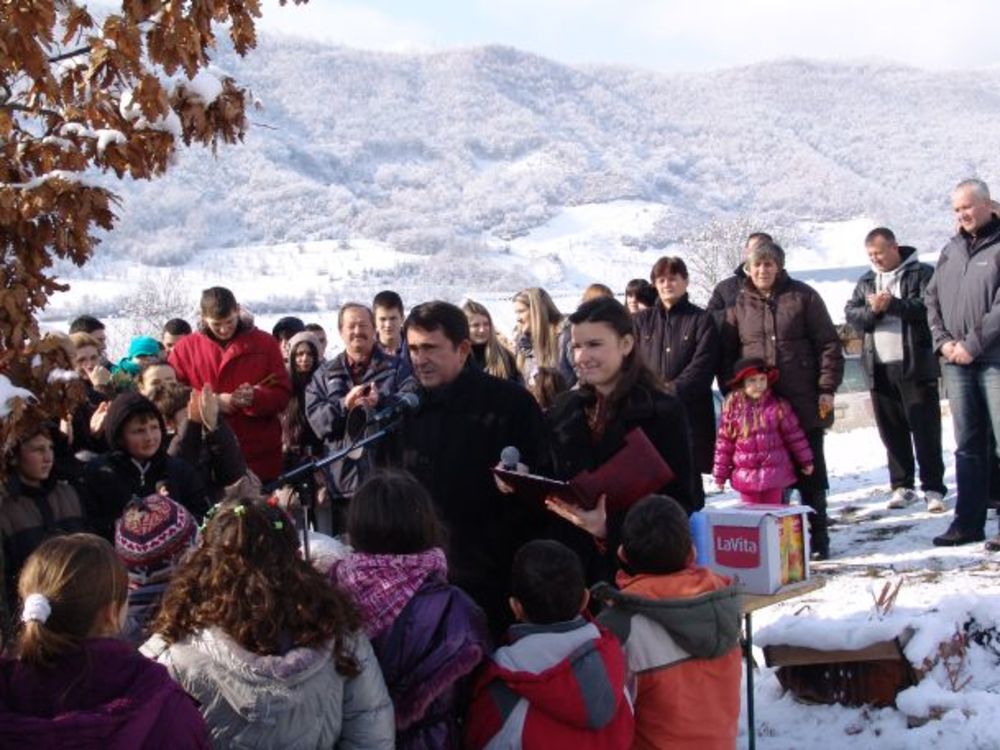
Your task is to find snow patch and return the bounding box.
[0,376,36,418]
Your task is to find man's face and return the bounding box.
[121,414,162,460]
[953,186,993,235]
[139,364,177,396]
[866,237,902,272]
[161,331,187,354]
[374,306,403,346]
[340,308,375,359]
[74,345,100,376]
[88,328,107,355]
[204,310,240,342]
[654,273,689,307]
[407,326,469,389]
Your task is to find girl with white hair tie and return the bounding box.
[0,533,208,748]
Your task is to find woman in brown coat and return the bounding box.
[721,241,844,559]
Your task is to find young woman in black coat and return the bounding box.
[543,296,698,582]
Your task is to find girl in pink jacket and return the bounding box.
[714,358,814,504]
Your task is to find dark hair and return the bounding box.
[138,360,174,382]
[281,337,321,455]
[511,540,585,624]
[864,227,896,245]
[528,366,569,411]
[372,290,404,315]
[621,495,691,574]
[746,232,773,247]
[568,297,662,418]
[347,470,445,555]
[405,301,470,347]
[152,500,362,675]
[304,323,325,334]
[625,278,650,297]
[147,380,192,421]
[337,303,374,330]
[200,287,238,318]
[272,316,305,341]
[162,318,192,336]
[650,255,688,282]
[636,284,658,307]
[16,534,128,667]
[69,315,104,334]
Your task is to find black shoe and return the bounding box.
[810,541,830,561]
[985,534,1000,552]
[932,525,986,547]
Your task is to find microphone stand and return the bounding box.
[263,416,405,560]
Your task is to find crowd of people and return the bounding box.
[0,177,998,747]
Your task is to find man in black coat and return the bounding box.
[380,301,548,634]
[634,256,718,509]
[844,227,946,513]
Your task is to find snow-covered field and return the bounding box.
[730,418,1000,749]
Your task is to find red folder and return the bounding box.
[493,428,674,513]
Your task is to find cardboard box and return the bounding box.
[704,505,812,595]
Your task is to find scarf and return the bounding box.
[335,548,448,638]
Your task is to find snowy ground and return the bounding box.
[725,418,1000,749]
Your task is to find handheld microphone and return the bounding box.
[500,446,521,471]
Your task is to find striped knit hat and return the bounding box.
[114,494,197,584]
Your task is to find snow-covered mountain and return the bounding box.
[50,39,1000,337]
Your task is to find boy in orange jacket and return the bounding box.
[592,495,742,750]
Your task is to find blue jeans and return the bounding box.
[943,363,1000,533]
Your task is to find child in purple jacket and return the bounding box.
[714,357,814,504]
[0,533,207,750]
[334,469,491,750]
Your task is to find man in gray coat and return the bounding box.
[926,179,1000,548]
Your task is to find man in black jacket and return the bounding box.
[845,227,946,513]
[381,301,547,635]
[926,179,1000,548]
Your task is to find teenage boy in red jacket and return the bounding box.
[168,287,290,482]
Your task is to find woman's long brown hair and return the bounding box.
[151,501,362,676]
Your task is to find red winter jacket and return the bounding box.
[713,390,813,493]
[465,618,633,750]
[169,327,290,482]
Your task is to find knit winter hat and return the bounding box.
[115,494,197,584]
[127,336,162,359]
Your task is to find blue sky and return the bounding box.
[257,1,1000,71]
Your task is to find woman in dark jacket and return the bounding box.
[543,297,697,583]
[721,241,844,559]
[634,256,719,509]
[280,331,325,469]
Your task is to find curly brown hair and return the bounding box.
[150,500,362,676]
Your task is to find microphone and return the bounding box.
[500,446,521,471]
[367,391,421,427]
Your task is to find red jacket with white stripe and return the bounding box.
[465,618,633,750]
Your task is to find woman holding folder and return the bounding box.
[543,296,698,581]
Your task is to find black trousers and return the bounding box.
[794,428,829,553]
[870,363,946,495]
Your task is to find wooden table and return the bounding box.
[741,577,826,750]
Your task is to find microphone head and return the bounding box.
[500,445,521,470]
[399,391,421,412]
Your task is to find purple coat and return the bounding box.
[0,637,208,750]
[713,391,813,493]
[372,573,491,750]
